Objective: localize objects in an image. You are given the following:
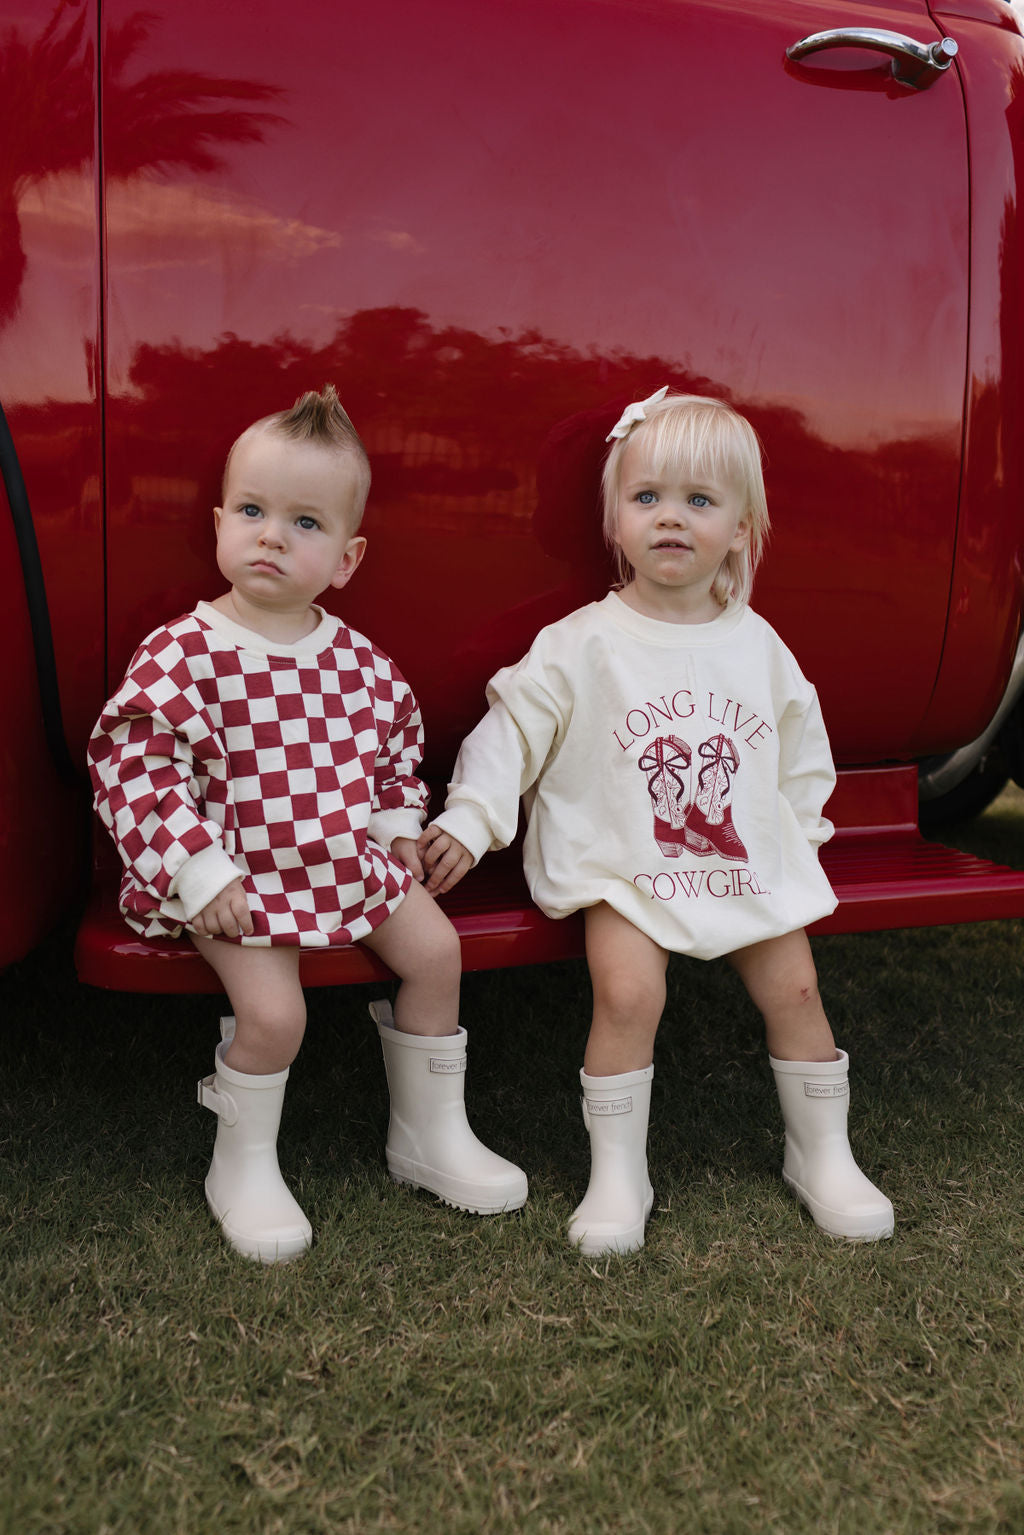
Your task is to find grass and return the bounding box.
[2,792,1024,1532]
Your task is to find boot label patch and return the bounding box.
[804,1081,849,1098]
[429,1057,467,1075]
[586,1095,632,1116]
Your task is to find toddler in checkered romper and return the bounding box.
[89,387,527,1262]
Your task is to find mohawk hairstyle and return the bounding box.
[223,384,372,523]
[276,384,363,450]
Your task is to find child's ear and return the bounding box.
[330,535,367,591]
[730,517,751,553]
[213,506,223,532]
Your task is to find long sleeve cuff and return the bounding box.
[804,814,834,848]
[368,807,425,849]
[169,844,245,921]
[429,801,501,865]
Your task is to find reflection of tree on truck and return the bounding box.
[0,0,282,322]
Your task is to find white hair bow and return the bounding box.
[605,385,670,442]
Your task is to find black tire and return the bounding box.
[919,748,1009,830]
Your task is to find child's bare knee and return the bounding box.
[770,969,821,1019]
[789,961,821,1007]
[242,995,306,1043]
[751,944,820,1014]
[593,969,664,1030]
[432,920,463,983]
[406,917,462,989]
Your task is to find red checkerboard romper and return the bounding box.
[88,603,428,947]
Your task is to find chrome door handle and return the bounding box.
[786,28,959,89]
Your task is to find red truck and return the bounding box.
[3,0,1024,986]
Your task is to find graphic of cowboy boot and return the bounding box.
[686,733,749,861]
[637,735,712,856]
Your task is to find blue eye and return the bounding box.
[689,494,710,508]
[636,491,657,505]
[296,515,320,531]
[240,503,262,518]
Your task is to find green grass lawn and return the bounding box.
[2,795,1023,1533]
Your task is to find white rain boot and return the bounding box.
[569,1065,655,1256]
[370,1000,527,1215]
[197,1018,312,1262]
[770,1050,894,1242]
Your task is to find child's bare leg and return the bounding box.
[362,878,526,1213]
[190,938,305,1074]
[570,904,664,1255]
[726,929,836,1062]
[190,938,310,1261]
[584,903,669,1074]
[359,878,462,1036]
[730,928,892,1242]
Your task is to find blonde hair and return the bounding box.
[601,392,770,607]
[223,384,372,524]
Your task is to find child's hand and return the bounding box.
[191,878,254,939]
[391,836,424,881]
[418,825,473,895]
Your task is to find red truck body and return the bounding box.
[3,0,1024,984]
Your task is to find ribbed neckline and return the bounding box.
[194,601,341,657]
[599,591,749,647]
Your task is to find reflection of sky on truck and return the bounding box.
[6,0,973,453]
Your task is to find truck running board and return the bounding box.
[73,767,1024,993]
